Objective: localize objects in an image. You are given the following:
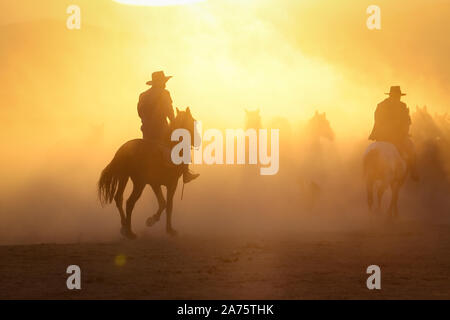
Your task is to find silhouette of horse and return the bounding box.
[98,107,198,239]
[304,111,335,145]
[412,106,450,175]
[410,106,450,210]
[411,106,446,143]
[363,142,408,217]
[298,111,335,210]
[434,111,450,139]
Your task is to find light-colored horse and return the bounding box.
[98,108,198,239]
[363,142,408,217]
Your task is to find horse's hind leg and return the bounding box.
[114,176,128,227]
[366,179,374,213]
[122,181,145,239]
[389,183,400,219]
[146,185,166,227]
[165,183,177,236]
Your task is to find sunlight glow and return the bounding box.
[113,0,206,6]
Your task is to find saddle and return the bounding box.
[142,138,176,167]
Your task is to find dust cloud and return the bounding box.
[1,104,449,245]
[0,1,449,245]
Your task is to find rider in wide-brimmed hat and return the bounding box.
[145,70,172,86]
[138,71,199,184]
[369,86,419,181]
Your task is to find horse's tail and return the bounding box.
[98,151,127,206]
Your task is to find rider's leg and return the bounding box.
[158,144,199,183]
[179,146,199,184]
[149,127,199,183]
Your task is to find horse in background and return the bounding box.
[434,112,450,139]
[244,109,294,169]
[304,111,335,148]
[409,106,450,214]
[98,108,198,239]
[411,106,447,143]
[296,111,335,209]
[411,106,450,180]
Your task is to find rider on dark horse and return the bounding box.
[138,71,199,183]
[369,86,419,181]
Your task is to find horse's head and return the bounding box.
[245,108,262,130]
[307,111,335,141]
[173,107,201,148]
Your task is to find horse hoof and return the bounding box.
[121,227,137,240]
[125,231,137,240]
[146,216,159,227]
[167,229,178,237]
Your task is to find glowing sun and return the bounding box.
[113,0,206,6]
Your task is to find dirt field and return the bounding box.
[1,220,449,300]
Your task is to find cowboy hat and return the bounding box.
[385,86,406,96]
[146,71,172,85]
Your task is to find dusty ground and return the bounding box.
[0,221,449,300]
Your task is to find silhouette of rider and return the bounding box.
[138,71,199,183]
[369,86,419,181]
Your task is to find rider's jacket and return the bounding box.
[369,97,411,146]
[138,87,175,141]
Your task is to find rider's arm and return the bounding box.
[164,91,175,122]
[374,103,382,123]
[137,93,145,119]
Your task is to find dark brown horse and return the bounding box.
[98,107,198,239]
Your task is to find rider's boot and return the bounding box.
[183,164,200,184]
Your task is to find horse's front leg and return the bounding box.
[377,185,386,212]
[146,184,166,227]
[165,182,178,236]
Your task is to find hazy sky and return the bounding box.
[1,0,448,113]
[0,0,449,244]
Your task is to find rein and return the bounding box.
[181,181,185,200]
[169,112,194,201]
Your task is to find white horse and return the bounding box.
[363,142,408,217]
